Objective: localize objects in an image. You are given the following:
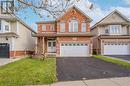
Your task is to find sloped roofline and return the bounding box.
[56,5,92,22]
[0,14,37,34]
[91,9,130,30]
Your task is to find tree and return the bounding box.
[1,0,93,19]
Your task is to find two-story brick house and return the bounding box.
[34,6,93,57]
[91,10,130,55]
[0,13,36,58]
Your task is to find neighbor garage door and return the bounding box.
[104,43,130,55]
[0,43,9,58]
[60,43,89,57]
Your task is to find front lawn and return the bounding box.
[94,55,130,68]
[0,57,57,86]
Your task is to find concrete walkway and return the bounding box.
[31,77,130,86]
[0,58,22,66]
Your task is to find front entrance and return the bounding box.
[0,43,10,58]
[47,40,56,53]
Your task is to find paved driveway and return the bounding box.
[56,57,130,81]
[107,55,130,61]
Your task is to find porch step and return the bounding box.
[45,53,56,57]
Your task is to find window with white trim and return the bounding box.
[5,25,9,31]
[69,20,78,32]
[108,25,122,35]
[42,24,46,31]
[81,23,86,32]
[60,22,65,32]
[50,24,55,31]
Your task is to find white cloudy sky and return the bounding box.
[18,0,130,30]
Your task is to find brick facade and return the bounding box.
[36,6,93,57]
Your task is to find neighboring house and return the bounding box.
[91,10,130,55]
[34,6,93,57]
[0,13,36,58]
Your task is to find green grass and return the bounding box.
[0,57,57,86]
[94,55,130,69]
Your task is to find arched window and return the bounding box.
[69,19,78,32]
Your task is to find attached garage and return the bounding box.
[0,43,10,58]
[103,43,130,55]
[60,43,89,57]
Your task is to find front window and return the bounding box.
[81,23,86,32]
[109,25,121,35]
[60,22,65,32]
[5,25,9,31]
[69,19,78,32]
[50,24,55,31]
[42,24,46,31]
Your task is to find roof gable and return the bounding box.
[91,10,130,30]
[100,10,129,24]
[57,5,92,22]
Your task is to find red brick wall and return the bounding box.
[10,51,34,58]
[37,7,91,33]
[38,23,56,33]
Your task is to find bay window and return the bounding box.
[106,25,122,35]
[69,20,78,32]
[50,24,55,31]
[42,24,46,31]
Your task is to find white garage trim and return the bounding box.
[60,43,89,57]
[103,43,130,55]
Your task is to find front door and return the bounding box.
[47,41,56,53]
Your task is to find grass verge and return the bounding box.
[94,55,130,69]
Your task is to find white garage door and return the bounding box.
[104,43,130,55]
[60,43,89,57]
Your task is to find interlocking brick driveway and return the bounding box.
[56,57,130,81]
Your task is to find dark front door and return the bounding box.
[0,43,10,58]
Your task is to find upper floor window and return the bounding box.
[69,19,78,32]
[60,22,65,32]
[81,23,86,32]
[109,25,121,35]
[5,25,9,31]
[42,24,46,31]
[50,24,55,31]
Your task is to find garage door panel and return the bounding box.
[60,43,89,57]
[104,44,130,55]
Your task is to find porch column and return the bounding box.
[43,37,45,54]
[37,37,43,55]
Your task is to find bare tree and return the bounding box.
[1,0,93,19]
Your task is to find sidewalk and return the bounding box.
[30,77,130,86]
[0,58,22,66]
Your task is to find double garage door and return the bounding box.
[60,43,89,57]
[104,43,130,55]
[0,43,10,58]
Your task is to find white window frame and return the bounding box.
[50,24,55,31]
[60,22,65,32]
[69,19,78,32]
[42,24,46,31]
[4,21,10,32]
[109,25,122,35]
[81,22,86,32]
